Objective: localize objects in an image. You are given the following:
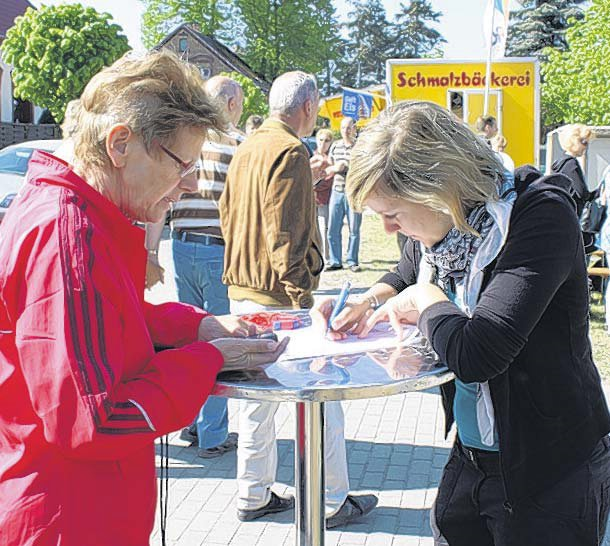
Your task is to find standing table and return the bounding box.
[213,343,454,546]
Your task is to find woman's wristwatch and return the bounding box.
[356,294,380,310]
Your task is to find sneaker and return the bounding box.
[237,491,295,522]
[326,494,378,529]
[179,426,198,445]
[349,264,361,272]
[325,264,343,272]
[196,432,238,459]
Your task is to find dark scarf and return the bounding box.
[425,204,494,294]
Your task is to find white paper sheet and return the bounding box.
[276,322,420,361]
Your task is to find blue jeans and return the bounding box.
[327,188,362,267]
[172,236,230,449]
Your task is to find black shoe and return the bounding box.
[325,264,343,271]
[196,432,238,459]
[237,491,295,522]
[326,494,378,529]
[179,426,198,445]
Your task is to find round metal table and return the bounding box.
[213,343,454,546]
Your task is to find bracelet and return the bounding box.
[147,249,158,256]
[357,294,379,310]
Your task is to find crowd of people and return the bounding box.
[0,49,609,546]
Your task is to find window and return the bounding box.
[199,66,211,79]
[178,37,188,52]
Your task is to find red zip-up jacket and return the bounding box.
[0,152,224,546]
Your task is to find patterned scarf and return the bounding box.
[424,204,494,294]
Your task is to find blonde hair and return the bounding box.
[558,124,592,156]
[347,100,504,234]
[491,134,507,152]
[316,128,333,140]
[72,50,225,171]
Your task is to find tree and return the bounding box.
[1,4,129,123]
[541,0,610,126]
[335,0,392,88]
[220,71,268,126]
[506,0,587,60]
[235,0,338,83]
[391,0,446,59]
[141,0,234,49]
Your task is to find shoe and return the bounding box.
[196,432,238,459]
[179,425,198,445]
[349,264,361,272]
[325,264,343,271]
[326,494,378,529]
[237,491,295,522]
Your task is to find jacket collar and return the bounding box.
[27,150,141,242]
[262,118,300,139]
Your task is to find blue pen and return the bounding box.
[327,281,351,332]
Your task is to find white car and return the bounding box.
[0,139,62,223]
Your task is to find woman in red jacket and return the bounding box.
[0,51,286,546]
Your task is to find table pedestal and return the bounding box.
[295,401,325,546]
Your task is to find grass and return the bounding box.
[321,212,610,379]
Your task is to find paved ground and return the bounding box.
[148,234,610,546]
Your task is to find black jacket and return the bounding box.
[378,166,610,508]
[551,152,590,218]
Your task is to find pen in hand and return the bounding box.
[327,280,352,335]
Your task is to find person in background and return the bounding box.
[310,128,334,260]
[491,134,515,174]
[474,114,498,146]
[145,75,245,459]
[598,165,610,334]
[326,116,362,272]
[0,50,286,546]
[551,123,593,218]
[245,114,264,136]
[313,100,610,546]
[220,71,377,526]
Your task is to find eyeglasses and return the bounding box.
[158,142,199,178]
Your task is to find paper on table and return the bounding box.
[276,321,420,361]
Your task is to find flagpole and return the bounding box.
[484,1,496,116]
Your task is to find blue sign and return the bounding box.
[341,88,373,121]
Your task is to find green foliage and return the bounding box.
[335,0,393,88]
[235,0,337,83]
[391,0,446,58]
[1,4,129,123]
[141,0,233,49]
[219,71,268,126]
[506,0,586,60]
[541,0,610,126]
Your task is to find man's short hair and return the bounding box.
[269,71,318,116]
[205,75,242,101]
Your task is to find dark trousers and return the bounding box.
[432,437,610,546]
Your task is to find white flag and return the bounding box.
[483,0,511,59]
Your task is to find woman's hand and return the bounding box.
[211,337,290,371]
[361,284,448,341]
[310,297,373,340]
[198,314,258,342]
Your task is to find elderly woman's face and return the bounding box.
[118,127,204,223]
[365,191,454,249]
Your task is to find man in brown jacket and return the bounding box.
[220,71,377,526]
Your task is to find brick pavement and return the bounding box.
[148,234,610,546]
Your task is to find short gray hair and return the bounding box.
[269,71,318,115]
[205,75,242,101]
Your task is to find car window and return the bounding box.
[0,147,54,175]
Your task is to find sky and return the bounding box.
[30,0,523,59]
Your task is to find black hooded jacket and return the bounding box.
[378,166,610,508]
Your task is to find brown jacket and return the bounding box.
[220,119,323,308]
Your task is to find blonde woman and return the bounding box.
[313,101,610,546]
[0,51,286,546]
[551,123,593,218]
